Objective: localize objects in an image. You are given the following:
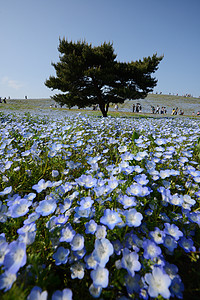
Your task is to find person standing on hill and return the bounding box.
[156,105,160,114]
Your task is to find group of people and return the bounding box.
[132,103,142,113]
[171,107,184,115]
[92,104,99,110]
[0,97,7,103]
[151,105,167,114]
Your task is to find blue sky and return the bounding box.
[0,0,200,99]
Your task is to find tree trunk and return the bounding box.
[99,103,108,117]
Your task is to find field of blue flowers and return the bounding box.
[0,112,200,299]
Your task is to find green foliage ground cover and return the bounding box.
[0,112,200,299]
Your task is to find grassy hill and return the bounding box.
[1,94,200,116]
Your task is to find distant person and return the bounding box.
[155,105,160,114]
[132,104,135,112]
[3,97,6,103]
[136,103,139,112]
[0,97,2,103]
[151,105,155,114]
[114,104,118,111]
[197,111,200,116]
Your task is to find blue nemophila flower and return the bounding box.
[121,248,141,276]
[53,246,70,265]
[157,187,172,205]
[24,193,36,201]
[134,174,149,185]
[0,271,16,292]
[6,194,21,207]
[187,211,200,225]
[170,275,184,299]
[9,199,32,218]
[126,183,143,196]
[155,138,167,146]
[32,179,52,193]
[18,230,36,246]
[118,194,137,209]
[100,209,122,230]
[35,199,57,216]
[106,177,119,192]
[125,232,141,251]
[79,196,94,210]
[149,227,165,244]
[169,194,184,206]
[0,242,9,266]
[75,174,97,188]
[91,266,109,288]
[133,165,144,173]
[70,261,85,279]
[59,198,72,214]
[182,194,196,209]
[120,151,134,161]
[3,241,26,274]
[87,156,101,165]
[27,286,48,300]
[140,186,152,197]
[52,288,72,300]
[24,212,40,225]
[0,200,7,223]
[60,182,73,194]
[93,238,114,267]
[193,176,200,183]
[112,239,123,255]
[178,237,196,253]
[17,223,36,235]
[0,186,12,196]
[118,145,127,153]
[95,225,107,239]
[84,253,98,270]
[85,219,97,234]
[89,283,102,298]
[52,170,59,177]
[163,223,183,241]
[145,267,171,299]
[164,261,178,278]
[70,234,84,251]
[21,150,31,157]
[74,206,91,219]
[134,151,148,161]
[54,214,69,225]
[60,224,76,243]
[125,273,141,294]
[143,239,162,260]
[4,161,13,170]
[160,169,172,179]
[124,208,143,227]
[93,184,108,197]
[163,236,177,253]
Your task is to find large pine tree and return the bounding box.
[45,39,163,117]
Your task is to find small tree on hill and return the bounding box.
[45,38,163,117]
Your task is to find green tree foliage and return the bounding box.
[45,38,163,117]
